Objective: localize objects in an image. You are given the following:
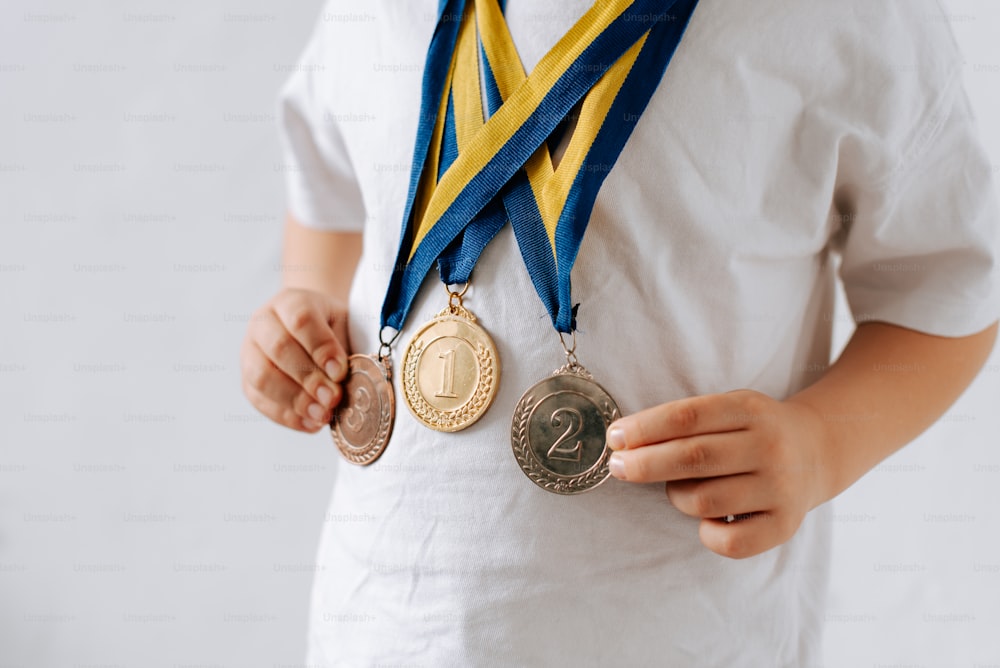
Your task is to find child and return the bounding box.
[241,0,998,664]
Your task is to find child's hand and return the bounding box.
[240,288,351,433]
[606,390,829,559]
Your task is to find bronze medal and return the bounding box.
[401,302,500,432]
[511,363,620,495]
[330,354,395,466]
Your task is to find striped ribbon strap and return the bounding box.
[381,0,701,334]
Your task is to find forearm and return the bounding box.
[281,214,363,301]
[787,320,998,507]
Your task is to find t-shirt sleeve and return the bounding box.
[277,18,366,232]
[835,80,1000,337]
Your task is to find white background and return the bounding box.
[0,1,998,666]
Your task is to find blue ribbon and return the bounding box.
[380,0,701,334]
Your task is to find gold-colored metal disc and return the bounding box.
[511,364,620,494]
[401,305,500,432]
[330,354,395,466]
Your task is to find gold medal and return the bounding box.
[330,354,395,466]
[401,289,500,432]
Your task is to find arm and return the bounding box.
[789,321,998,501]
[240,215,363,433]
[281,214,362,300]
[606,320,998,559]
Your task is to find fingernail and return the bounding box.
[302,419,322,431]
[607,424,626,451]
[317,386,334,408]
[307,403,325,421]
[608,452,627,480]
[325,360,342,380]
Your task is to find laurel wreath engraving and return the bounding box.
[511,379,620,495]
[403,339,495,431]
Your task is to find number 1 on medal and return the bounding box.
[435,347,459,399]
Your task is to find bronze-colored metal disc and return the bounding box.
[401,306,500,432]
[511,364,620,494]
[330,355,394,466]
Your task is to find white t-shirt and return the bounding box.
[278,1,1000,665]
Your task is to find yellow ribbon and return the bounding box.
[409,0,646,257]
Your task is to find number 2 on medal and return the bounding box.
[546,408,583,462]
[344,386,372,430]
[435,348,459,399]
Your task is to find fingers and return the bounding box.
[253,307,342,410]
[241,288,354,433]
[240,336,335,429]
[271,294,349,382]
[242,381,325,433]
[608,432,759,483]
[698,513,795,560]
[603,390,811,560]
[665,474,771,519]
[608,391,770,451]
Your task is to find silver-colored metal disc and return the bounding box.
[511,364,620,495]
[330,354,395,466]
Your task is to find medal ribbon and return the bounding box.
[380,0,700,333]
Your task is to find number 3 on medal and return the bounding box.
[343,386,372,431]
[546,407,583,463]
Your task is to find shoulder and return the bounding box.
[691,0,962,93]
[687,0,964,179]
